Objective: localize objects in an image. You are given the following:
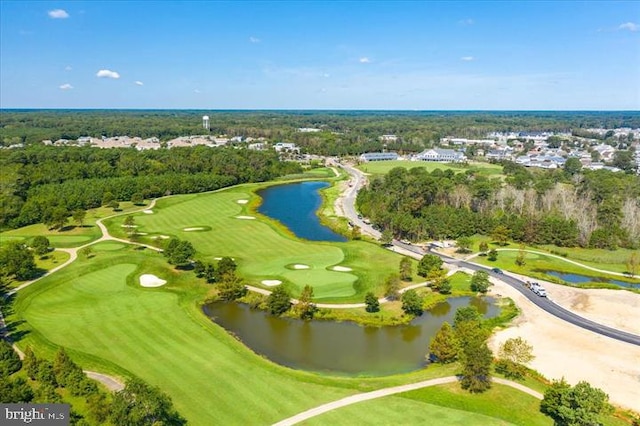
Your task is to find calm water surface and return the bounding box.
[204,297,498,376]
[537,270,639,289]
[257,181,347,242]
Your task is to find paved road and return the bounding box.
[339,162,640,347]
[272,376,542,426]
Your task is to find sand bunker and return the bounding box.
[121,224,138,228]
[184,227,206,231]
[332,266,353,272]
[235,216,255,220]
[214,257,235,260]
[292,264,310,270]
[236,199,249,204]
[143,210,153,214]
[156,235,170,239]
[139,274,167,288]
[261,280,282,287]
[137,232,148,235]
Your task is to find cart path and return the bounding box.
[272,376,543,426]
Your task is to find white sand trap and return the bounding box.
[137,232,148,235]
[236,216,255,220]
[214,257,235,260]
[143,209,153,214]
[121,224,138,228]
[184,227,206,231]
[332,266,352,272]
[156,235,170,239]
[139,274,167,288]
[292,264,310,270]
[261,280,282,287]
[236,199,249,204]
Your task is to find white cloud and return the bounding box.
[64,65,72,71]
[96,69,120,79]
[618,22,639,32]
[458,18,474,26]
[194,89,201,94]
[323,73,330,78]
[59,83,73,90]
[135,81,144,86]
[249,36,261,43]
[359,57,371,63]
[461,56,475,61]
[48,9,69,19]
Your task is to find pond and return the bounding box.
[537,270,640,289]
[203,297,499,376]
[257,181,347,242]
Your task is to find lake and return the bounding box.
[257,181,347,242]
[203,297,498,376]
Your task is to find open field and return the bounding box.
[305,382,552,426]
[103,185,408,302]
[357,160,503,177]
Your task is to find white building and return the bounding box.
[413,149,467,163]
[359,152,399,162]
[380,134,398,142]
[274,142,299,153]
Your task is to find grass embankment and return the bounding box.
[0,202,141,248]
[103,184,411,303]
[356,160,504,177]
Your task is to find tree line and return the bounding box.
[357,165,640,249]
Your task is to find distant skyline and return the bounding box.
[1,1,639,110]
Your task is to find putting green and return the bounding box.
[107,186,403,301]
[91,242,127,251]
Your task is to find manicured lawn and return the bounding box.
[536,245,637,274]
[357,160,503,177]
[9,243,513,425]
[103,184,406,302]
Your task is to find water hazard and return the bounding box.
[204,297,498,376]
[257,181,347,242]
[537,270,639,289]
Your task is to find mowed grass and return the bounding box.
[357,160,503,177]
[104,185,405,302]
[11,245,357,425]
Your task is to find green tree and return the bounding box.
[455,313,492,393]
[23,346,38,380]
[102,191,115,206]
[216,257,237,280]
[401,289,423,316]
[0,241,38,280]
[30,236,51,257]
[399,257,412,280]
[204,263,216,283]
[111,378,186,426]
[72,209,86,227]
[487,249,498,261]
[46,206,69,230]
[193,260,205,278]
[383,274,401,301]
[266,285,292,316]
[491,225,510,246]
[428,322,458,363]
[79,246,94,259]
[351,225,362,240]
[295,285,318,320]
[515,244,527,266]
[131,192,144,205]
[454,306,482,328]
[0,376,34,403]
[439,278,452,294]
[470,270,491,294]
[563,157,582,176]
[364,292,380,313]
[0,340,22,377]
[217,275,247,301]
[456,236,473,253]
[417,254,443,277]
[496,337,534,380]
[540,379,613,426]
[427,267,448,292]
[163,238,195,267]
[478,241,489,254]
[380,229,393,246]
[107,200,120,211]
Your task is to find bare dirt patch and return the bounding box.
[486,274,640,410]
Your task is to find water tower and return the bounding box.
[202,115,210,130]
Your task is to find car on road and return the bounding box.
[491,267,503,274]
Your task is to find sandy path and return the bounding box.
[272,376,542,426]
[486,275,640,410]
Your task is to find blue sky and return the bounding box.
[1,1,638,110]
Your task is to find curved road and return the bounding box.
[338,161,640,347]
[273,376,543,426]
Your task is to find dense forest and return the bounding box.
[2,110,640,156]
[0,145,301,229]
[356,164,640,249]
